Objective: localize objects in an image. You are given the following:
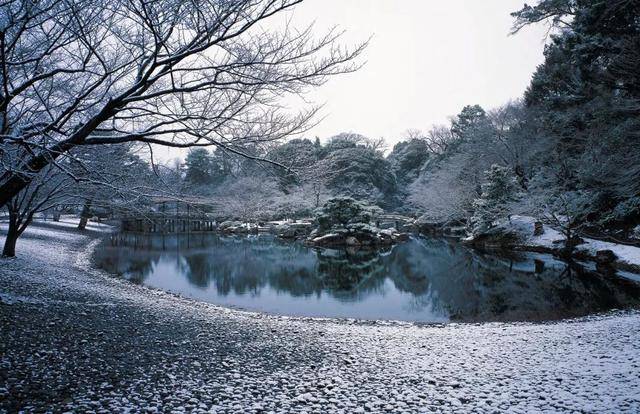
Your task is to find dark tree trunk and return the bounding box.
[78,199,93,230]
[515,164,528,190]
[2,212,19,257]
[78,216,89,230]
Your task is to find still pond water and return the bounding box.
[94,233,640,323]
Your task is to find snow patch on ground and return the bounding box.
[497,215,565,248]
[577,238,640,268]
[495,215,640,270]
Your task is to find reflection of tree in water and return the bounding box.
[548,263,638,315]
[124,259,157,284]
[180,254,213,288]
[95,233,640,322]
[384,237,640,322]
[451,251,640,322]
[382,243,432,296]
[384,238,473,316]
[315,248,387,298]
[94,243,160,285]
[267,267,323,297]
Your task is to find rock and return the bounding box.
[218,221,244,233]
[308,226,408,248]
[631,225,640,241]
[311,233,346,247]
[595,250,617,265]
[446,226,467,237]
[533,221,544,236]
[274,224,296,238]
[345,236,360,246]
[218,221,260,234]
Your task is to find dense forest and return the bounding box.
[2,0,640,255]
[158,0,640,238]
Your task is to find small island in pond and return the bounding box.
[306,198,410,248]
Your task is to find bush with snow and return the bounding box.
[314,197,383,233]
[468,165,520,238]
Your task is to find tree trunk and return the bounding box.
[2,213,19,257]
[78,199,93,230]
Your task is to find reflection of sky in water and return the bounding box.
[95,234,640,323]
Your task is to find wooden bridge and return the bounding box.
[119,196,223,234]
[120,213,218,234]
[119,194,416,234]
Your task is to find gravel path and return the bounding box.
[1,222,640,413]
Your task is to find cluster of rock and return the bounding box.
[213,198,415,248]
[218,221,259,234]
[631,225,640,242]
[408,214,467,237]
[453,214,640,273]
[217,219,314,239]
[305,198,409,248]
[308,225,409,247]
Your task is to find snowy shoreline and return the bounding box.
[460,216,640,275]
[2,221,640,412]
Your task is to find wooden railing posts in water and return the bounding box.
[120,214,218,234]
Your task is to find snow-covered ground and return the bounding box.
[1,221,640,413]
[498,215,640,272]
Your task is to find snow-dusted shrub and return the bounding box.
[314,197,383,232]
[468,165,520,237]
[610,197,640,223]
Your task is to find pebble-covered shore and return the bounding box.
[1,222,639,413]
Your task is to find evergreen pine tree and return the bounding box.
[469,165,520,237]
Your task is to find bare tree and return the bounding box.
[0,0,365,207]
[1,143,157,256]
[402,128,424,141]
[1,165,75,256]
[538,191,590,257]
[407,153,477,223]
[298,156,335,208]
[425,125,456,155]
[70,144,155,230]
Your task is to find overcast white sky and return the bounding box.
[154,1,550,161]
[280,0,549,146]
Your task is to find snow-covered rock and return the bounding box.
[575,238,640,273]
[218,221,258,234]
[468,215,640,273]
[272,222,312,239]
[630,225,640,241]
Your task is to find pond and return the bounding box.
[94,233,640,323]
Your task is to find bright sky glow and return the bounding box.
[282,0,549,145]
[154,0,550,161]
